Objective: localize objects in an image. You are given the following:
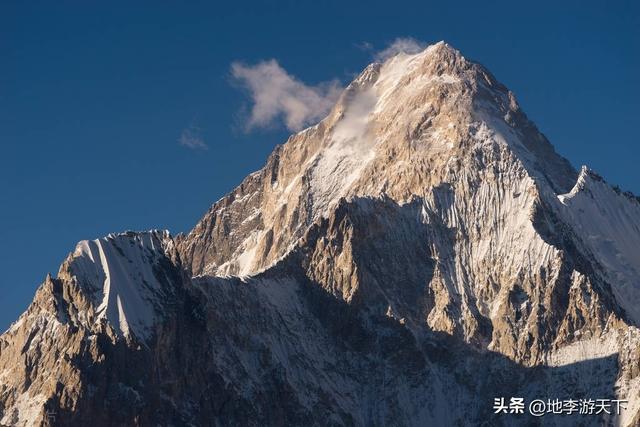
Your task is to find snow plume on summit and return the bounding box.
[374,37,427,61]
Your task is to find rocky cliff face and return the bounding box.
[2,42,640,426]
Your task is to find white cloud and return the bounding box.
[178,124,207,150]
[231,59,343,132]
[374,37,426,62]
[229,38,426,132]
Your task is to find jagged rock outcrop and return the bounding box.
[1,42,639,426]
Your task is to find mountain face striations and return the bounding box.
[2,42,640,426]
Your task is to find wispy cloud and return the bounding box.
[231,59,343,132]
[374,37,426,61]
[178,124,207,150]
[354,41,374,52]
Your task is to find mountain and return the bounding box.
[2,42,640,426]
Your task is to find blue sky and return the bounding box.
[1,0,638,330]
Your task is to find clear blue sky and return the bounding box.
[1,0,638,330]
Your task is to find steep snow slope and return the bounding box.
[558,167,640,324]
[67,230,177,339]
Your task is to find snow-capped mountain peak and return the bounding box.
[179,41,577,279]
[1,42,639,426]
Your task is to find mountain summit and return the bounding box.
[2,42,640,426]
[179,42,577,278]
